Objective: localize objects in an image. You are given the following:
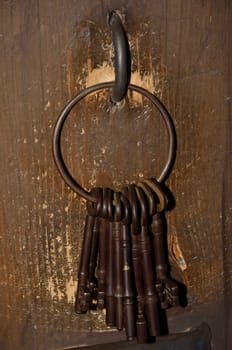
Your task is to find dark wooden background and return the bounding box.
[0,1,231,349]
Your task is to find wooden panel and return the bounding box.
[0,1,231,349]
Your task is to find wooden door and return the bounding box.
[0,1,231,349]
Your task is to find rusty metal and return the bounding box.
[108,11,130,103]
[86,218,98,303]
[97,189,110,309]
[112,192,124,331]
[52,82,176,202]
[87,188,103,215]
[137,181,156,216]
[141,179,167,213]
[120,194,136,341]
[74,183,180,341]
[75,188,102,313]
[141,183,179,309]
[75,212,95,314]
[105,190,115,327]
[135,186,160,337]
[97,217,107,309]
[127,185,148,344]
[153,219,179,308]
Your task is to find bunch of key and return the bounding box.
[75,179,179,343]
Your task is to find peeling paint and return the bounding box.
[47,278,65,301]
[65,277,77,304]
[42,203,48,210]
[85,62,160,105]
[44,101,51,111]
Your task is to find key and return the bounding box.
[138,181,164,304]
[75,188,102,314]
[87,216,99,309]
[112,191,124,331]
[105,189,115,326]
[135,186,160,337]
[86,217,99,308]
[151,212,179,308]
[142,179,179,308]
[75,213,94,313]
[127,185,148,344]
[97,188,110,310]
[137,180,166,306]
[121,194,136,341]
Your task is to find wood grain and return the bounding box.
[0,1,231,349]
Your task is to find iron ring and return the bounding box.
[52,82,176,203]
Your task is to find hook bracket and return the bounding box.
[108,11,130,103]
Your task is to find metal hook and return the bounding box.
[108,11,130,103]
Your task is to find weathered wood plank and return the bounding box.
[0,1,231,349]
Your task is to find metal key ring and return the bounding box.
[142,179,168,212]
[52,82,176,203]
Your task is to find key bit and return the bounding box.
[162,278,179,308]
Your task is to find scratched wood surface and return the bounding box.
[0,1,231,349]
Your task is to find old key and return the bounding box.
[75,188,102,314]
[120,194,136,341]
[112,191,124,331]
[127,185,148,344]
[86,216,99,307]
[142,179,179,309]
[151,211,179,308]
[105,189,115,327]
[135,186,160,337]
[97,188,111,310]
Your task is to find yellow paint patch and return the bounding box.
[85,62,162,104]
